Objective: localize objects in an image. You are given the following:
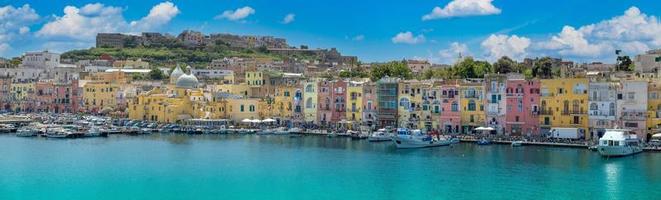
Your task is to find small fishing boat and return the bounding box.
[450,137,460,144]
[0,124,18,133]
[511,140,524,147]
[392,128,452,149]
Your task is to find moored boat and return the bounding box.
[511,140,524,147]
[597,129,643,157]
[16,126,39,137]
[368,129,392,142]
[477,138,491,145]
[391,128,452,149]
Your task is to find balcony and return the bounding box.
[621,111,647,121]
[561,110,586,115]
[540,109,553,115]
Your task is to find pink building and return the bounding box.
[330,80,346,123]
[362,83,377,128]
[317,80,332,126]
[33,80,80,113]
[440,81,461,134]
[505,79,540,136]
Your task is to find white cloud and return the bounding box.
[0,4,40,55]
[281,13,295,24]
[481,34,530,61]
[37,2,179,43]
[130,1,180,31]
[392,31,425,44]
[439,42,470,64]
[352,35,365,41]
[535,6,660,60]
[215,6,255,21]
[422,0,501,20]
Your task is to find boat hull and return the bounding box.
[392,137,452,149]
[368,136,391,142]
[598,145,643,157]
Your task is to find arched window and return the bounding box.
[563,100,569,113]
[468,100,476,111]
[399,98,410,109]
[572,100,580,113]
[451,101,459,112]
[305,85,314,92]
[590,103,598,111]
[306,97,313,108]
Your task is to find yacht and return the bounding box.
[368,129,392,142]
[597,129,643,157]
[391,128,452,149]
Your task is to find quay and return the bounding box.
[459,138,589,148]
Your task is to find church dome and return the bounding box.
[176,74,199,89]
[169,65,185,84]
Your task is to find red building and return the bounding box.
[505,79,541,136]
[330,80,346,123]
[33,80,80,113]
[317,80,332,126]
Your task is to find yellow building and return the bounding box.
[82,81,120,113]
[397,80,428,129]
[346,81,364,123]
[227,98,260,122]
[211,83,252,97]
[128,73,206,123]
[460,80,485,133]
[647,80,661,134]
[11,82,34,102]
[245,71,266,86]
[540,78,589,138]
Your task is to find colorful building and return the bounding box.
[303,80,318,123]
[505,78,540,136]
[647,80,661,138]
[32,80,80,113]
[588,81,618,139]
[440,81,461,134]
[362,82,377,128]
[317,80,333,126]
[484,74,507,134]
[82,81,121,113]
[459,79,485,134]
[539,78,589,138]
[376,77,398,128]
[617,80,648,140]
[346,81,364,123]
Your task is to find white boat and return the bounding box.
[391,128,452,149]
[85,126,108,137]
[272,127,289,135]
[368,129,392,142]
[288,127,303,134]
[16,127,39,137]
[511,140,524,147]
[597,129,643,157]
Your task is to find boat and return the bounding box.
[450,137,460,144]
[288,127,303,134]
[0,124,18,133]
[85,127,109,137]
[16,127,39,137]
[45,128,82,139]
[272,127,289,135]
[349,130,367,139]
[391,128,452,149]
[597,129,643,157]
[511,140,524,147]
[477,138,491,145]
[368,129,392,142]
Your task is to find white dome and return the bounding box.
[176,74,199,89]
[170,66,185,84]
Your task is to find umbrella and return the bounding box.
[250,119,262,123]
[652,133,661,138]
[262,118,276,123]
[474,127,495,131]
[241,119,252,123]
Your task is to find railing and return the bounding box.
[540,109,553,115]
[621,111,647,121]
[561,110,586,115]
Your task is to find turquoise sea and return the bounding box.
[1,134,659,200]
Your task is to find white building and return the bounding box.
[20,51,60,68]
[617,80,648,140]
[588,81,618,139]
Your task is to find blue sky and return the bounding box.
[1,0,660,64]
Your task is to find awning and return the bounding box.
[652,133,661,138]
[262,118,276,123]
[474,127,495,131]
[241,119,252,123]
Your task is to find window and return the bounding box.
[628,92,635,100]
[563,100,569,113]
[399,98,410,109]
[467,100,476,111]
[240,105,245,112]
[590,103,598,111]
[306,97,313,108]
[249,105,255,112]
[451,101,459,112]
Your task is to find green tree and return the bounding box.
[533,57,553,79]
[493,56,515,74]
[370,61,412,81]
[616,56,634,71]
[148,68,165,80]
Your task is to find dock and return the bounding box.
[459,138,589,148]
